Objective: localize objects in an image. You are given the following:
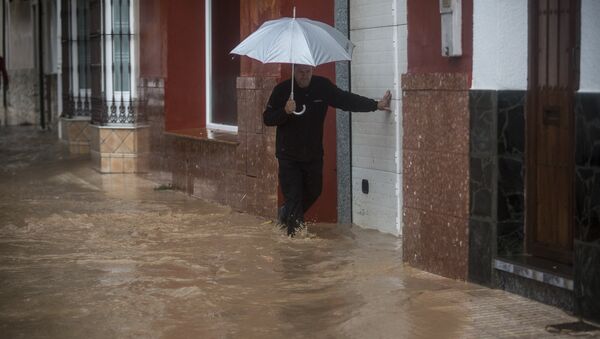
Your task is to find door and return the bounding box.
[527,0,579,263]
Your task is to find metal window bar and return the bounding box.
[68,0,76,117]
[69,0,91,118]
[62,0,74,118]
[94,0,105,125]
[69,1,75,116]
[81,0,90,115]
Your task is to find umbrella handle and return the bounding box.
[292,105,306,115]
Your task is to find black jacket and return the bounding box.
[263,76,378,161]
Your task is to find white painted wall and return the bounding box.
[580,0,600,92]
[350,0,406,236]
[8,0,35,70]
[473,0,599,92]
[4,0,38,126]
[472,0,528,90]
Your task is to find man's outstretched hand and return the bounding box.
[377,90,392,112]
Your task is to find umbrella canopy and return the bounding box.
[230,16,354,67]
[231,8,353,115]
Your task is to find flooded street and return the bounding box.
[0,127,584,338]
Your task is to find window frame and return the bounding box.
[205,0,238,133]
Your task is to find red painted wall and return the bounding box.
[239,0,281,77]
[139,0,166,78]
[165,0,205,130]
[407,0,472,77]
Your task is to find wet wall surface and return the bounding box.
[0,127,584,338]
[402,73,471,280]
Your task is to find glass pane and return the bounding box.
[113,0,130,92]
[113,35,131,92]
[211,0,240,126]
[77,0,90,90]
[112,0,130,34]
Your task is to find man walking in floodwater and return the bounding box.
[263,64,392,236]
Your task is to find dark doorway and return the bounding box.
[526,0,580,264]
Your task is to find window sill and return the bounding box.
[165,128,239,145]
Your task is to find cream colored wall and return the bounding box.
[350,0,407,235]
[3,0,37,126]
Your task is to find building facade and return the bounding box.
[131,0,407,231]
[13,0,597,324]
[4,0,407,236]
[403,0,599,322]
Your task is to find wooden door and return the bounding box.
[527,0,579,263]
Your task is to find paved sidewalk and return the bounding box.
[0,127,597,339]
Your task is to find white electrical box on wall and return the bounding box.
[440,0,462,57]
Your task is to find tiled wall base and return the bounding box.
[90,151,148,174]
[575,241,600,322]
[494,269,574,313]
[494,259,574,291]
[574,92,600,323]
[575,93,600,244]
[469,90,526,286]
[60,118,92,154]
[90,125,149,174]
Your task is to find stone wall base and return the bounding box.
[90,125,149,174]
[60,118,92,155]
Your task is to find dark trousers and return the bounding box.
[277,158,323,233]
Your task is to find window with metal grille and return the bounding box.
[67,0,91,118]
[103,0,136,125]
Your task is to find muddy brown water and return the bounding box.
[0,127,579,339]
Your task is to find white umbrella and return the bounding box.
[231,7,354,114]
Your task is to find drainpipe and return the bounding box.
[2,0,6,124]
[57,0,62,138]
[37,0,45,129]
